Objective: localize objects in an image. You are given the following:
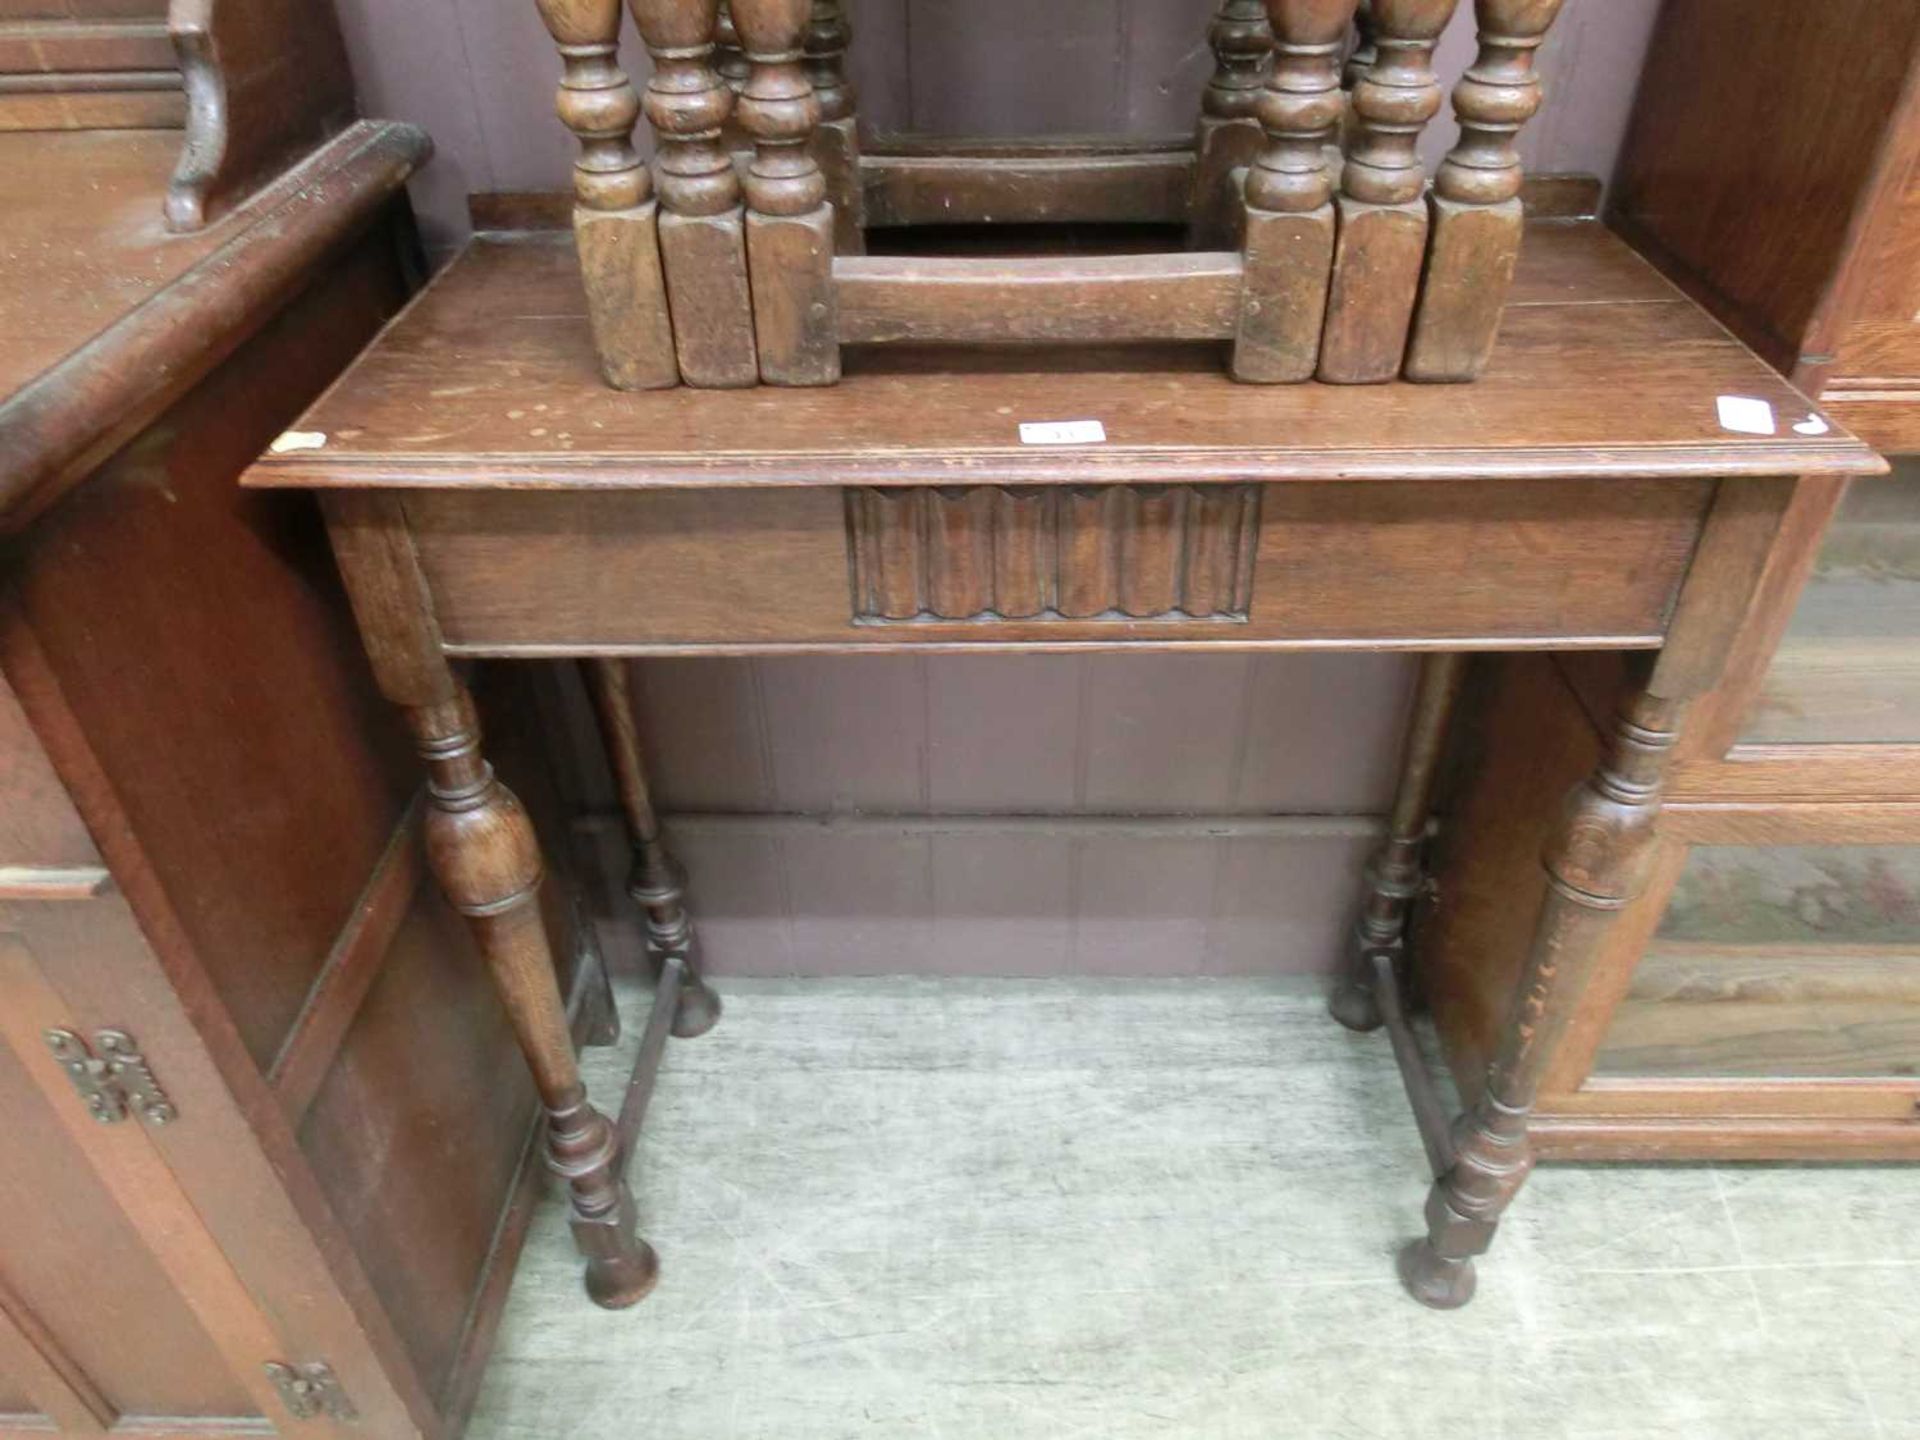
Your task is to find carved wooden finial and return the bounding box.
[733,0,825,217]
[1247,0,1357,214]
[1406,0,1566,381]
[631,0,740,218]
[1203,0,1275,124]
[1341,0,1456,206]
[1435,0,1564,207]
[535,0,649,211]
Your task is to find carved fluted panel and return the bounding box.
[847,485,1261,623]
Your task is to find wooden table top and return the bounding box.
[248,220,1882,492]
[0,123,427,533]
[0,131,222,400]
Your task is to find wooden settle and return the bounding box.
[541,0,1568,389]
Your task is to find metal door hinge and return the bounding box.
[265,1361,358,1422]
[44,1028,176,1126]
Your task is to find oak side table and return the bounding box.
[246,216,1882,1313]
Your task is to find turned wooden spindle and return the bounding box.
[714,1,749,94]
[1233,0,1359,382]
[534,0,676,389]
[632,0,758,386]
[582,661,723,1038]
[735,0,839,384]
[1328,652,1465,1031]
[1405,0,1566,381]
[1400,684,1680,1308]
[805,0,865,253]
[324,492,659,1310]
[1340,1,1377,146]
[1345,0,1378,88]
[1318,0,1459,383]
[1189,0,1274,250]
[411,691,660,1308]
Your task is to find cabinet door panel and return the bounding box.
[0,935,266,1430]
[1742,461,1920,745]
[1596,845,1920,1079]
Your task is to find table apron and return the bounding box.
[396,477,1718,654]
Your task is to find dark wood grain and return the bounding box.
[165,0,357,230]
[1405,0,1566,382]
[245,225,1875,494]
[0,122,430,533]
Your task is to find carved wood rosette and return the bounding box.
[846,484,1261,623]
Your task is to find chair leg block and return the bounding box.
[1190,116,1263,251]
[1405,196,1523,384]
[814,117,866,255]
[1233,203,1335,383]
[575,202,680,391]
[1317,195,1428,385]
[747,206,840,387]
[659,207,760,389]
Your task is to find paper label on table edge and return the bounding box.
[1019,420,1108,446]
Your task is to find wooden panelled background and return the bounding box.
[328,0,1664,978]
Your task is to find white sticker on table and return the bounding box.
[1019,420,1108,445]
[1715,396,1777,436]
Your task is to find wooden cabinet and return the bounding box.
[1418,0,1920,1161]
[0,10,611,1432]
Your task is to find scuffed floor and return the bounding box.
[468,978,1918,1440]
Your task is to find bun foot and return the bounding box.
[671,971,723,1038]
[1328,977,1384,1033]
[586,1239,661,1309]
[1397,1239,1476,1310]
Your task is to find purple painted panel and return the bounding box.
[1236,654,1414,814]
[780,822,934,974]
[1204,827,1377,976]
[927,827,1075,974]
[907,0,1125,134]
[1080,653,1250,813]
[1073,832,1214,976]
[758,655,928,812]
[927,656,1082,813]
[332,0,493,257]
[667,823,793,975]
[631,658,773,812]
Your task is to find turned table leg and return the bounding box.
[413,687,660,1308]
[583,658,723,1038]
[1398,683,1682,1308]
[1330,651,1466,1032]
[322,493,657,1309]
